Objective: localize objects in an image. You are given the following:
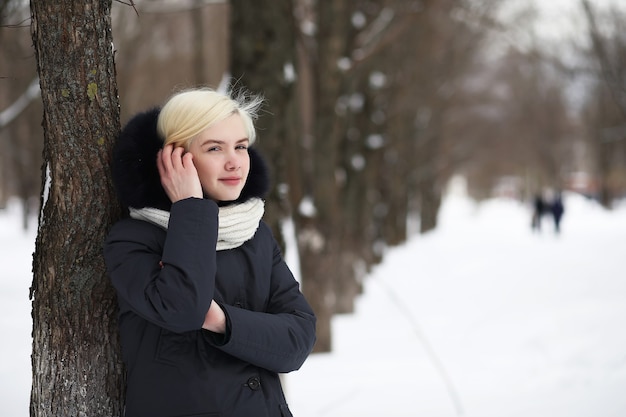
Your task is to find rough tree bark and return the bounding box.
[29,1,124,416]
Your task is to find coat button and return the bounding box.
[247,376,261,391]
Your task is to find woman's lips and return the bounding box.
[220,177,241,186]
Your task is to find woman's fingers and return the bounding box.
[160,145,191,173]
[157,144,203,202]
[170,145,185,169]
[159,144,177,172]
[181,150,195,169]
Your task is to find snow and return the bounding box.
[2,188,626,417]
[286,191,626,417]
[0,201,36,417]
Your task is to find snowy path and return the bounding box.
[286,194,626,417]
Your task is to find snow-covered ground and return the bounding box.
[287,190,626,417]
[1,188,625,417]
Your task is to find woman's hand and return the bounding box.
[157,144,203,203]
[202,300,226,334]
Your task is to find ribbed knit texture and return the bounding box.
[129,198,264,251]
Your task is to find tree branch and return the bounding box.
[114,0,139,16]
[581,0,626,117]
[0,77,40,129]
[118,0,226,14]
[349,8,421,73]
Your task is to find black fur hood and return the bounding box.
[112,108,270,211]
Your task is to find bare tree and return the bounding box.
[582,0,626,117]
[29,1,124,415]
[230,0,359,352]
[0,0,20,23]
[0,3,42,221]
[580,0,626,206]
[111,0,229,120]
[227,0,507,351]
[229,0,301,250]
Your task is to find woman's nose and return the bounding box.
[225,153,240,170]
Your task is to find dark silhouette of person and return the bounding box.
[550,192,564,234]
[531,194,545,231]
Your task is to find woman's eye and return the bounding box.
[207,146,220,152]
[236,145,248,150]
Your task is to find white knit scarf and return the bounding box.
[129,198,265,251]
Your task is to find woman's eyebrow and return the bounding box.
[200,138,249,146]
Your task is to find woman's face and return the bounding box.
[187,114,250,202]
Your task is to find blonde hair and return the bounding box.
[157,87,263,149]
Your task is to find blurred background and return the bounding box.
[1,0,625,352]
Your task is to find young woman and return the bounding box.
[104,87,316,417]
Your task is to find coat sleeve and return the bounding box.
[104,198,218,333]
[205,224,317,374]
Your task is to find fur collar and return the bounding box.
[111,108,270,211]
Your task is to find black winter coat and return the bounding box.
[104,109,316,417]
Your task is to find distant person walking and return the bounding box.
[550,192,565,234]
[531,193,545,232]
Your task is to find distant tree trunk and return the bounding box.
[191,0,207,85]
[588,88,620,208]
[30,1,124,416]
[293,0,355,352]
[0,5,44,227]
[415,113,444,234]
[334,73,375,314]
[231,0,354,352]
[582,0,626,205]
[381,78,413,245]
[230,0,346,351]
[582,0,626,118]
[229,0,301,253]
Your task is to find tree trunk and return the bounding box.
[30,1,124,416]
[231,0,353,352]
[229,0,301,253]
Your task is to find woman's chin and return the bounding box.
[212,192,244,205]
